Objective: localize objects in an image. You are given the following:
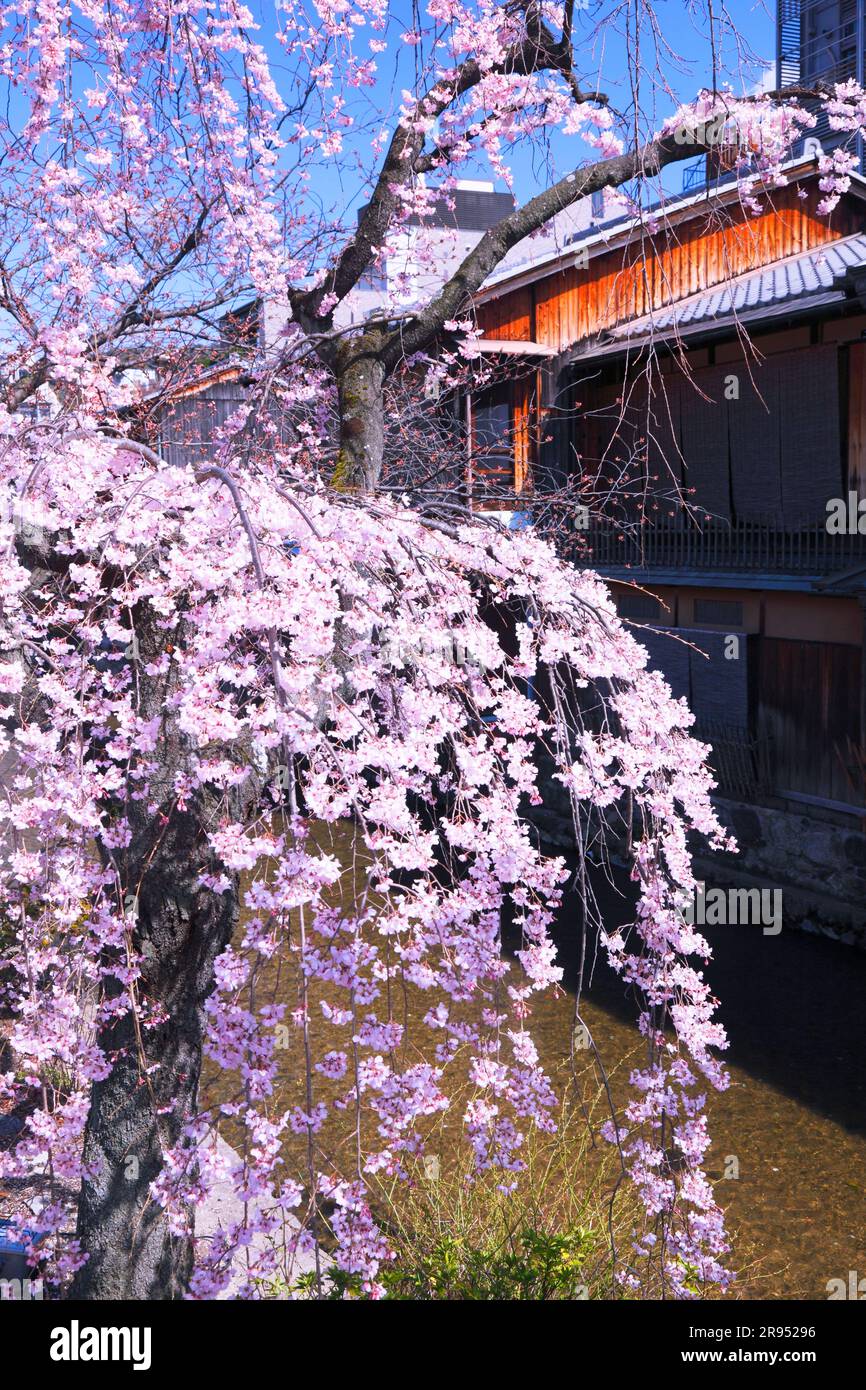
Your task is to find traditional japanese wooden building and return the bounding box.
[469,156,866,932]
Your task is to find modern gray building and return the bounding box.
[778,0,866,155]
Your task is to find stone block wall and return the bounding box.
[530,752,866,947]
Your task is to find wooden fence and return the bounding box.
[586,516,866,574]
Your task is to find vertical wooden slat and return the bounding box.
[478,182,856,377]
[848,342,866,496]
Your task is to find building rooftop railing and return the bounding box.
[584,514,866,575]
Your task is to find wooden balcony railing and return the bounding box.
[695,722,774,801]
[584,516,866,575]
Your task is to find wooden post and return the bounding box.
[848,342,866,498]
[859,593,866,755]
[513,375,532,495]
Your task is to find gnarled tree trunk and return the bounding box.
[333,343,386,493]
[72,611,255,1299]
[72,810,240,1299]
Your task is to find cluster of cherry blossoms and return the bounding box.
[0,413,736,1296]
[4,0,866,1308]
[4,0,866,375]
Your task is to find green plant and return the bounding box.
[381,1223,601,1300]
[359,1091,641,1301]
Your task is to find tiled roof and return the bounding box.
[561,233,866,362]
[623,233,866,335]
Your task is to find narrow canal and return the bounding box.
[215,821,866,1299]
[546,874,866,1299]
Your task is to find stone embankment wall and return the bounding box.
[531,755,866,948]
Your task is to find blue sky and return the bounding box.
[255,0,778,217]
[2,2,779,229]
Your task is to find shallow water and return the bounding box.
[211,820,866,1300]
[543,882,866,1300]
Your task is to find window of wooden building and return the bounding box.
[635,621,862,808]
[468,376,535,506]
[635,625,753,729]
[568,345,845,530]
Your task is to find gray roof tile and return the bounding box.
[614,233,866,339]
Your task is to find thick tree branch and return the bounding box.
[382,95,827,365]
[289,1,605,335]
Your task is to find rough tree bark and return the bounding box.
[332,341,387,495]
[71,611,256,1299]
[72,808,240,1299]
